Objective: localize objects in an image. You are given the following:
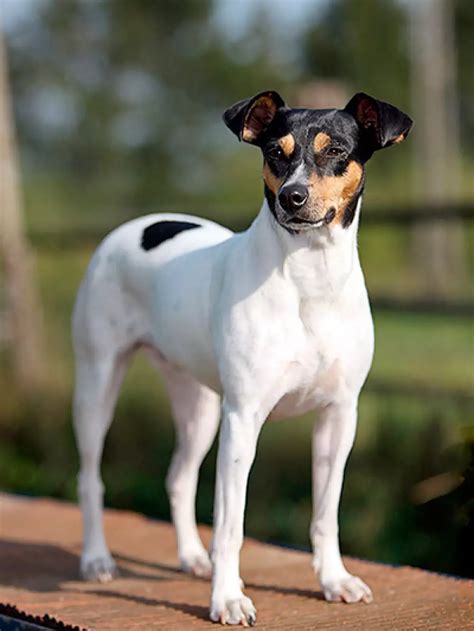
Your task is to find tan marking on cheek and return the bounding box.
[335,160,364,223]
[313,132,331,153]
[393,132,406,144]
[308,172,341,213]
[278,133,295,157]
[306,160,363,224]
[262,162,283,195]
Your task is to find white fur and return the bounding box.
[72,199,374,623]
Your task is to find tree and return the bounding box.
[5,0,287,217]
[302,0,410,106]
[0,28,44,389]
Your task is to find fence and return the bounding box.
[27,201,474,318]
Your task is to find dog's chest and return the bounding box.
[269,296,373,419]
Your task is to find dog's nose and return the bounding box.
[278,184,308,213]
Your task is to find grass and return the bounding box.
[373,311,473,393]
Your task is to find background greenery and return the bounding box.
[1,0,473,578]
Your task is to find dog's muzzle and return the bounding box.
[277,184,336,231]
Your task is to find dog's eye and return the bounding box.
[326,146,345,158]
[267,146,284,160]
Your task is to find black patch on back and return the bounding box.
[141,220,201,251]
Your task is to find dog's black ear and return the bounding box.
[223,91,286,144]
[344,92,413,158]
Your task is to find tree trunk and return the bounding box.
[0,29,44,390]
[410,0,467,298]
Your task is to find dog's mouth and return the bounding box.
[284,217,324,231]
[282,208,336,232]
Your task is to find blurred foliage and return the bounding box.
[455,0,474,151]
[1,0,473,579]
[5,0,474,227]
[7,0,288,216]
[303,0,410,106]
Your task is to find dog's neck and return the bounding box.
[247,198,362,300]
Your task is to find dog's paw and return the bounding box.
[81,555,118,583]
[322,573,373,604]
[210,595,256,626]
[181,552,212,578]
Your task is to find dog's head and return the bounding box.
[223,91,412,232]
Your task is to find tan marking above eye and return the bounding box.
[278,133,295,157]
[262,162,283,195]
[313,132,331,152]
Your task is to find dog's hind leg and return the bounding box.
[73,349,131,582]
[160,361,221,578]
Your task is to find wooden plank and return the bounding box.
[1,494,472,630]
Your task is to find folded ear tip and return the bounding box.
[354,91,371,100]
[269,90,286,107]
[346,92,373,106]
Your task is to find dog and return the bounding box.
[72,90,412,625]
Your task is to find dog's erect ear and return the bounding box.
[344,92,413,158]
[223,91,286,144]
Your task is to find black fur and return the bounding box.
[342,186,365,228]
[141,220,201,251]
[345,92,413,161]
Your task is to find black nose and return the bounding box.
[278,184,309,213]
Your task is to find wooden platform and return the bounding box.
[1,494,472,630]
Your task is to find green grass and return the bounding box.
[372,311,473,393]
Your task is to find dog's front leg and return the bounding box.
[310,400,373,604]
[210,404,262,626]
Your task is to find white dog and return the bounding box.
[72,90,412,625]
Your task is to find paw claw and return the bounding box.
[210,594,256,626]
[322,574,373,604]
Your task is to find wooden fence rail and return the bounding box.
[27,204,474,317]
